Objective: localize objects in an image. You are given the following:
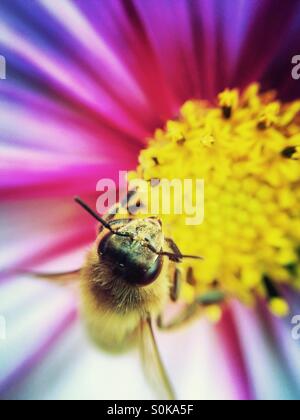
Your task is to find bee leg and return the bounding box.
[112,188,142,217]
[163,238,183,263]
[165,238,182,258]
[121,188,138,209]
[158,283,226,330]
[157,295,225,331]
[125,189,147,215]
[170,268,181,302]
[21,269,81,285]
[97,206,118,232]
[104,208,119,223]
[157,302,199,331]
[100,190,139,229]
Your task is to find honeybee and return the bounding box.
[31,192,204,399]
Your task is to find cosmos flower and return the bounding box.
[1,0,300,400]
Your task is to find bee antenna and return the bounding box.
[74,197,115,233]
[74,197,134,240]
[75,198,203,253]
[159,251,203,261]
[145,243,203,262]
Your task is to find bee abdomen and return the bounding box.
[80,247,170,352]
[81,305,140,353]
[80,261,143,352]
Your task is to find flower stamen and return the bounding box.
[281,146,300,160]
[263,276,290,316]
[131,84,300,317]
[218,88,239,119]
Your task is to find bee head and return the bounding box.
[98,218,164,286]
[74,197,203,286]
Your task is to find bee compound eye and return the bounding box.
[98,233,113,256]
[98,232,163,287]
[128,255,164,287]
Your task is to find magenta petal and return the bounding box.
[0,197,95,273]
[133,0,205,104]
[233,0,300,89]
[233,302,298,400]
[260,6,300,100]
[216,306,253,400]
[0,303,77,396]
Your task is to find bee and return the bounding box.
[31,192,204,399]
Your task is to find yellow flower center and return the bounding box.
[130,84,300,317]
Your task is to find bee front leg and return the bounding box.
[165,238,182,260]
[159,265,226,330]
[157,292,226,330]
[118,188,144,216]
[158,266,196,330]
[157,302,200,331]
[121,189,138,210]
[101,189,140,227]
